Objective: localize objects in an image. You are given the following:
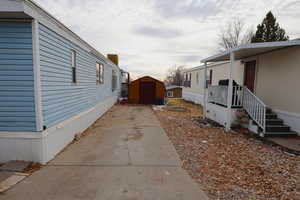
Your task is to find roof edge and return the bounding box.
[201,40,300,63]
[23,0,120,69]
[183,61,230,72]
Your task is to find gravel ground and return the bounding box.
[154,99,300,200]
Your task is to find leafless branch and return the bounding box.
[164,65,185,86]
[218,18,253,51]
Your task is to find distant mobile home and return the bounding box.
[166,85,182,98]
[0,0,123,163]
[182,61,244,105]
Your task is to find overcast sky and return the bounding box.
[35,0,300,80]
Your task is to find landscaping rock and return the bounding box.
[154,99,300,200]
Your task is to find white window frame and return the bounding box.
[96,62,104,84]
[71,50,77,83]
[167,91,173,98]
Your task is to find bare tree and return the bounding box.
[218,18,253,51]
[164,65,185,86]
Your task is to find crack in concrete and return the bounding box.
[126,135,133,166]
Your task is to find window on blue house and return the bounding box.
[96,62,104,84]
[71,50,77,83]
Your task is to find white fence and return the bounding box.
[207,85,243,107]
[207,85,266,133]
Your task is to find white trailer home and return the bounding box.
[201,41,300,137]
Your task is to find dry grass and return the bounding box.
[165,98,203,117]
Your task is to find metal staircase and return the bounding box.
[264,108,296,136]
[207,85,297,137]
[242,87,297,137]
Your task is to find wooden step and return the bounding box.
[266,113,277,119]
[264,131,298,136]
[266,125,290,132]
[266,119,284,126]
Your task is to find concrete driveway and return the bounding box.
[0,105,208,200]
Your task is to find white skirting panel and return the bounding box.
[206,103,238,127]
[182,90,204,105]
[274,109,300,135]
[0,96,118,164]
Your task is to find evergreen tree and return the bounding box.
[251,11,289,43]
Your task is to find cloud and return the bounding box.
[133,25,183,38]
[34,0,300,81]
[153,0,226,19]
[279,1,300,17]
[177,55,201,63]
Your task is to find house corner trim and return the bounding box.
[32,19,43,131]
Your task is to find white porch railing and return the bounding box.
[207,85,243,107]
[207,85,228,106]
[207,85,266,133]
[242,87,266,133]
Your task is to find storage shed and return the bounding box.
[128,76,165,104]
[166,86,182,98]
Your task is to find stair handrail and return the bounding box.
[242,87,266,133]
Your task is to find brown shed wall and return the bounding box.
[128,76,165,104]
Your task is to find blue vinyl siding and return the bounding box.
[39,24,120,128]
[0,22,36,131]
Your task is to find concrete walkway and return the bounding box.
[0,105,208,200]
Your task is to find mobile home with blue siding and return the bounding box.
[0,0,122,163]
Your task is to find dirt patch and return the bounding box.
[154,100,300,200]
[164,99,203,117]
[167,107,188,113]
[22,162,42,174]
[133,106,147,112]
[193,117,223,128]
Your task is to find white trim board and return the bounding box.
[273,109,300,135]
[0,96,118,164]
[32,19,43,131]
